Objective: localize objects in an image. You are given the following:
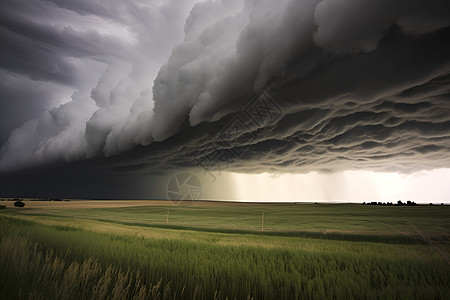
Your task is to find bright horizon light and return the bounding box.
[229,168,450,204]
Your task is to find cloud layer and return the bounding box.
[0,0,197,169]
[1,0,449,176]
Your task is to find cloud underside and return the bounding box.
[0,0,449,175]
[104,72,450,175]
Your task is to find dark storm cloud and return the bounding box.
[1,0,450,184]
[95,0,450,176]
[0,0,197,169]
[0,0,132,84]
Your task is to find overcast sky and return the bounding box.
[0,0,449,202]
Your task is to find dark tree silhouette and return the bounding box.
[14,201,25,207]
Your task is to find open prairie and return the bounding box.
[0,199,243,209]
[1,201,449,299]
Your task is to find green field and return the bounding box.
[1,202,449,299]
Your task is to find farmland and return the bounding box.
[1,200,449,299]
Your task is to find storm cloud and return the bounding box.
[1,0,449,180]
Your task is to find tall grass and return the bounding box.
[1,216,449,299]
[0,234,174,300]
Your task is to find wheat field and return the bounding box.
[1,202,449,299]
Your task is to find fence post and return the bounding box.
[261,212,264,230]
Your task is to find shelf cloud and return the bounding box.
[1,0,449,180]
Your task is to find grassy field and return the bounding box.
[1,201,449,299]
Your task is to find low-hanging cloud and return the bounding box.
[0,0,449,176]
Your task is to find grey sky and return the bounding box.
[0,0,449,199]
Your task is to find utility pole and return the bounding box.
[261,212,264,230]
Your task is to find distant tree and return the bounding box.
[429,203,434,206]
[397,200,403,206]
